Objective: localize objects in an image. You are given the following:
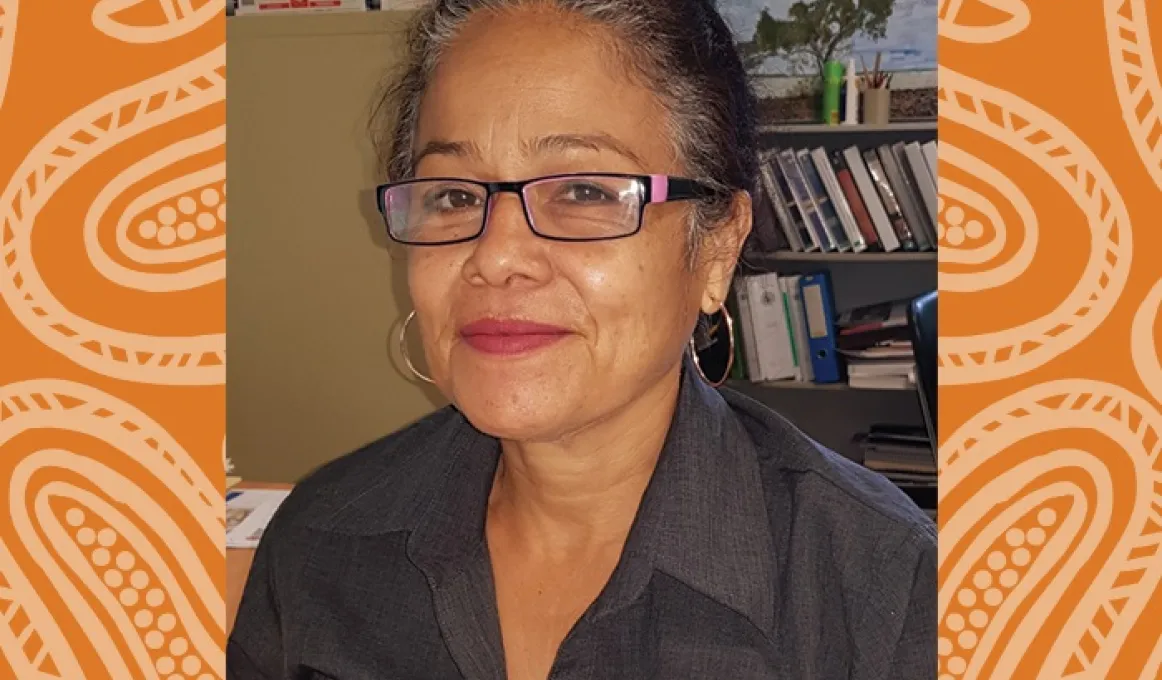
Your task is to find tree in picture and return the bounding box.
[745,0,894,86]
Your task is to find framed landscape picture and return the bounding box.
[721,0,938,123]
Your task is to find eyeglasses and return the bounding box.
[375,173,717,246]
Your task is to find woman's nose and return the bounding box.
[462,192,550,287]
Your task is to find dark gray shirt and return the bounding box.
[228,365,936,679]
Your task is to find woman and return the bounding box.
[228,1,936,678]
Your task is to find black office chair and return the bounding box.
[907,291,937,449]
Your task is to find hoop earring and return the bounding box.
[688,305,735,388]
[399,310,433,384]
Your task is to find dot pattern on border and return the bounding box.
[59,500,207,677]
[133,180,226,247]
[940,498,1065,677]
[939,194,992,249]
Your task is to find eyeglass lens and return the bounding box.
[382,175,646,244]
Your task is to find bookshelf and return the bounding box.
[757,121,938,153]
[761,121,936,134]
[745,379,915,392]
[747,250,935,264]
[731,122,938,467]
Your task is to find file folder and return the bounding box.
[799,272,843,383]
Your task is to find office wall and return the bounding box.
[227,11,445,484]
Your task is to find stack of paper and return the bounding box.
[226,488,291,549]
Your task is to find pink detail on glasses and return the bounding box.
[650,175,669,203]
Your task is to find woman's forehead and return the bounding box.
[416,17,672,169]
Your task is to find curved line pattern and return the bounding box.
[0,47,226,385]
[0,487,83,679]
[0,379,223,676]
[940,380,1162,678]
[939,142,1039,292]
[8,457,221,679]
[0,0,15,110]
[84,126,224,293]
[0,380,224,544]
[944,470,1101,680]
[92,0,219,44]
[1106,0,1162,192]
[939,0,1030,43]
[1141,633,1162,680]
[939,68,1132,384]
[1130,278,1162,408]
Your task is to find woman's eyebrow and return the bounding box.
[526,133,646,167]
[413,133,645,168]
[414,139,481,167]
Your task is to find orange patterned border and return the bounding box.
[0,3,225,679]
[939,0,1162,677]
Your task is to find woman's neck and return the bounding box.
[487,365,683,557]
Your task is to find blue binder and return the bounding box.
[798,272,843,383]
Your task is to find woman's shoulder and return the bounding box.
[265,405,470,537]
[720,387,935,549]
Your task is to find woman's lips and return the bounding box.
[458,319,572,356]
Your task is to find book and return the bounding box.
[810,148,867,252]
[862,149,918,251]
[921,141,938,179]
[886,142,937,249]
[750,178,789,253]
[837,297,912,332]
[776,149,832,251]
[842,146,901,252]
[758,152,810,252]
[829,151,880,249]
[904,142,940,235]
[797,149,851,252]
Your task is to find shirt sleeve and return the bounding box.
[227,524,285,680]
[886,534,938,679]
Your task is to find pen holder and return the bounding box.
[863,88,891,125]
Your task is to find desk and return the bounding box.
[227,481,293,634]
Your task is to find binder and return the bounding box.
[781,275,815,381]
[734,278,765,382]
[799,272,843,383]
[753,273,797,381]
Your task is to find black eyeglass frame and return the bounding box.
[374,173,720,246]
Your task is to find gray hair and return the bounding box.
[370,0,760,259]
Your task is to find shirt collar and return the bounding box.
[405,356,777,636]
[592,358,776,635]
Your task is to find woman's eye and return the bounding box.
[430,189,480,210]
[561,183,615,203]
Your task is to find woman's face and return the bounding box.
[408,8,746,442]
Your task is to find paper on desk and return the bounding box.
[226,489,291,549]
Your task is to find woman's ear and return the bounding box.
[700,190,753,314]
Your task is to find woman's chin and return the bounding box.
[455,400,573,443]
[447,373,581,443]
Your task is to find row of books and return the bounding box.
[730,272,926,390]
[753,141,940,254]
